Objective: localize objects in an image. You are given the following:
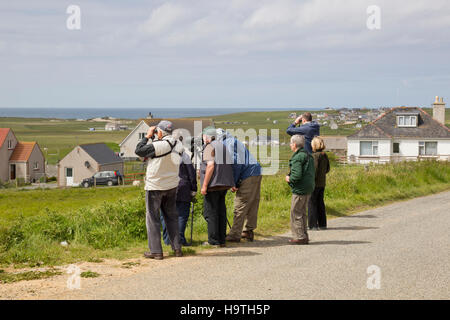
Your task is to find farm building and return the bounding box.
[119,118,214,160]
[57,143,124,187]
[0,128,46,183]
[105,122,120,131]
[322,136,347,157]
[347,97,450,163]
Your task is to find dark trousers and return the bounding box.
[145,188,181,254]
[308,187,327,228]
[161,201,191,246]
[203,190,228,245]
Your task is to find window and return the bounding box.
[360,141,378,156]
[139,133,146,139]
[419,141,437,156]
[397,115,417,127]
[7,140,13,149]
[33,162,39,170]
[393,143,400,154]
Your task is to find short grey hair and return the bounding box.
[290,135,305,149]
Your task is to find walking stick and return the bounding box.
[189,199,195,245]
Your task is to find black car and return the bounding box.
[82,171,123,188]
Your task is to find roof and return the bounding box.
[9,142,37,161]
[0,128,11,148]
[79,143,123,165]
[119,118,214,147]
[143,118,214,136]
[348,107,450,139]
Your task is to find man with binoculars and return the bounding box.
[135,120,185,260]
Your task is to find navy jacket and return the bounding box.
[177,152,197,203]
[286,121,320,154]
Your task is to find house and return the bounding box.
[58,143,124,187]
[119,118,214,160]
[347,97,450,163]
[0,128,46,183]
[250,135,280,146]
[330,121,339,130]
[105,122,120,131]
[322,136,347,157]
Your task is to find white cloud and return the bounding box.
[139,2,192,36]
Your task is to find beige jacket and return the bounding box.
[144,136,184,191]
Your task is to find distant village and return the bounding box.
[289,107,389,130]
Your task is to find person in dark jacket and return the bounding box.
[286,135,315,245]
[200,126,235,247]
[286,112,320,154]
[308,136,330,230]
[161,150,197,246]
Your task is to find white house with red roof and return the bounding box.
[347,97,450,163]
[0,128,46,183]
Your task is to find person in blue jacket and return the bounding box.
[216,128,262,242]
[286,112,320,154]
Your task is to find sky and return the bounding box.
[0,0,449,109]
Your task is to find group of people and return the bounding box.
[134,112,330,260]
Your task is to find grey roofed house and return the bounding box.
[348,107,450,139]
[58,143,124,187]
[119,118,214,160]
[80,143,123,165]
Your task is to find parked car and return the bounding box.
[82,171,123,188]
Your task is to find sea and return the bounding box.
[0,107,319,120]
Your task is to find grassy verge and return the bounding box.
[0,160,449,267]
[0,269,62,284]
[0,186,141,222]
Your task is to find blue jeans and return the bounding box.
[161,201,191,246]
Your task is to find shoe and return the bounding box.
[288,238,309,245]
[202,241,219,247]
[174,249,183,257]
[143,252,163,260]
[309,227,319,231]
[241,230,254,242]
[225,235,241,242]
[181,242,191,247]
[318,227,327,230]
[219,243,226,248]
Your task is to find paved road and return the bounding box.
[57,191,450,300]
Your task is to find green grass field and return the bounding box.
[1,160,449,267]
[0,187,141,222]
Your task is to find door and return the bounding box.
[66,168,74,186]
[10,164,16,180]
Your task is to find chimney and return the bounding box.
[432,96,446,124]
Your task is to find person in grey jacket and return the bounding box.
[200,126,235,247]
[135,120,185,260]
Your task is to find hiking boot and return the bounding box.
[241,230,254,242]
[225,235,241,242]
[288,238,309,245]
[143,252,163,260]
[174,249,183,257]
